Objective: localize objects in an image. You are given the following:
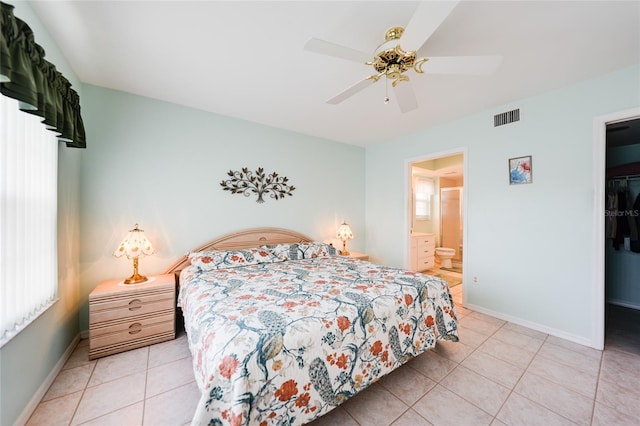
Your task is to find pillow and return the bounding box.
[188,248,281,271]
[266,242,339,260]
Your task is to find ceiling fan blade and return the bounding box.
[304,38,371,63]
[326,77,377,104]
[401,1,460,52]
[423,55,503,75]
[393,81,418,113]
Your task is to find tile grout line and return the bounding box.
[427,314,507,423]
[489,328,549,425]
[68,343,96,426]
[589,349,605,426]
[509,333,595,426]
[142,346,150,426]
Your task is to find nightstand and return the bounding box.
[89,274,175,360]
[343,252,369,261]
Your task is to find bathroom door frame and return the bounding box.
[593,107,640,350]
[404,147,468,304]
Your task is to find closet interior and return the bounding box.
[604,118,640,352]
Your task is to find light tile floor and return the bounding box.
[26,281,640,426]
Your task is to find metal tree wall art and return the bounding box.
[220,167,296,203]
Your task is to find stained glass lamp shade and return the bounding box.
[113,224,155,284]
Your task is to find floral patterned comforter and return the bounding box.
[178,255,458,426]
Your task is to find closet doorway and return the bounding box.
[604,118,640,353]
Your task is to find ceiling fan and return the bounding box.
[304,1,502,113]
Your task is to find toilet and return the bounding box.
[435,247,456,268]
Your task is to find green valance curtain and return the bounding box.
[1,1,85,148]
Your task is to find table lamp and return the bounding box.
[113,224,155,284]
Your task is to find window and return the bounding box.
[414,176,434,220]
[0,95,58,348]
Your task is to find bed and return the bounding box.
[164,228,459,426]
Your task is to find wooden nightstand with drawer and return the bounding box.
[89,273,175,360]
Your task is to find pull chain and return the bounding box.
[384,76,390,104]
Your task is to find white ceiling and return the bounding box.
[28,1,640,146]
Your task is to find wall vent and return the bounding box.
[494,108,520,127]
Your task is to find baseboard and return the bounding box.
[80,329,89,339]
[14,333,81,426]
[607,298,640,311]
[464,303,596,349]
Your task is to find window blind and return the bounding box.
[1,94,58,348]
[415,177,434,220]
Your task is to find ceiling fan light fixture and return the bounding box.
[367,27,429,86]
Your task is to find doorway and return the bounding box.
[406,149,467,306]
[604,117,640,353]
[593,107,640,350]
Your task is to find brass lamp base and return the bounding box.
[124,256,148,284]
[124,272,148,285]
[341,241,350,256]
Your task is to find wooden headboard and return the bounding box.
[163,227,313,275]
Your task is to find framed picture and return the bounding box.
[509,155,532,185]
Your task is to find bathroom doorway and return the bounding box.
[407,149,467,305]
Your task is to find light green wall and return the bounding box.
[78,85,366,331]
[0,2,82,425]
[366,64,640,345]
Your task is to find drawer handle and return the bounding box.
[128,323,143,334]
[128,299,142,311]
